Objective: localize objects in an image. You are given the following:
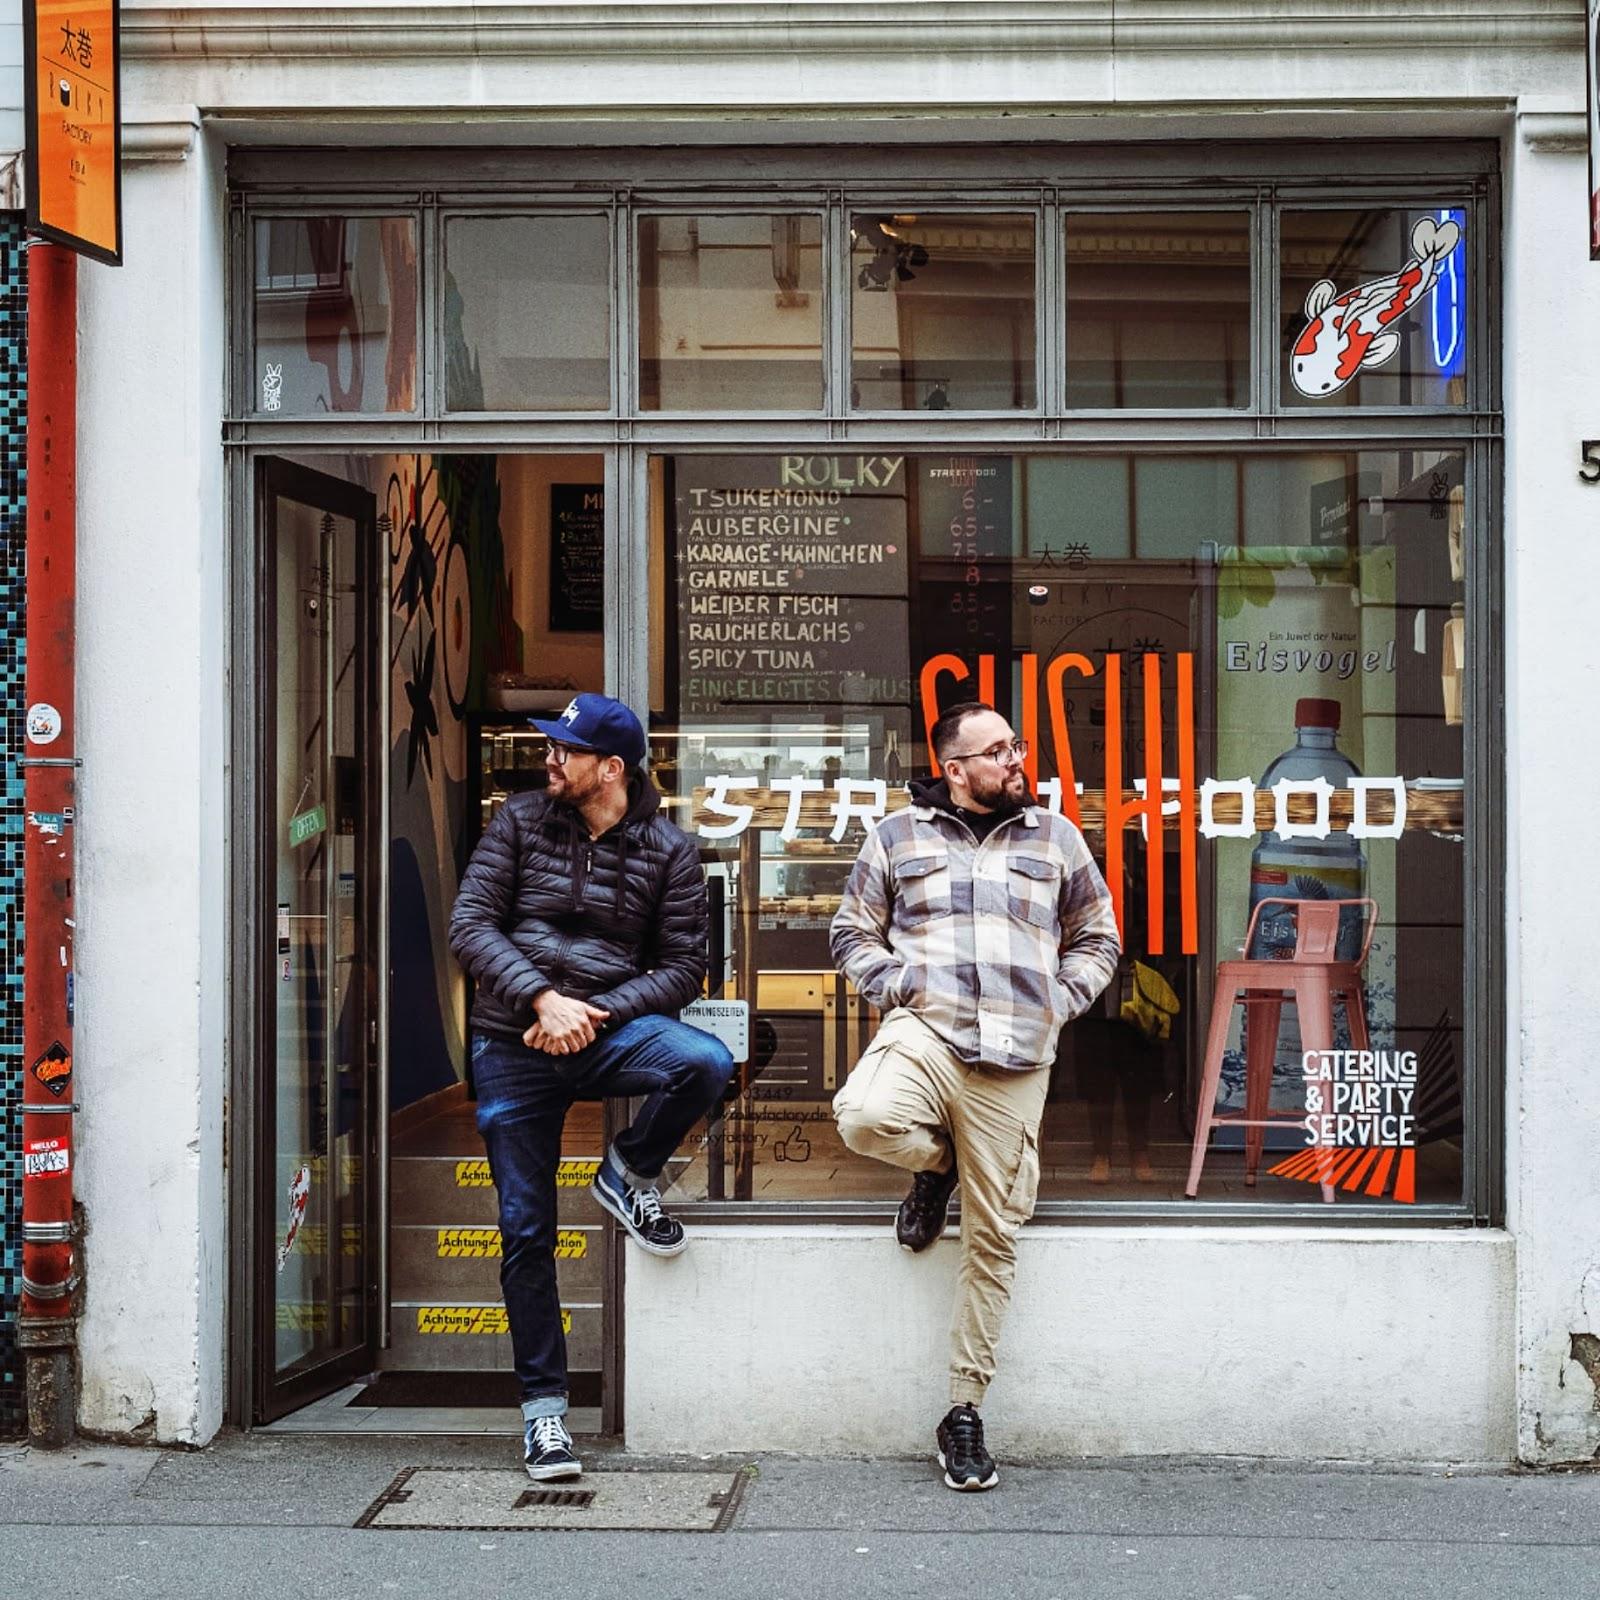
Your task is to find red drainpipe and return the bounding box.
[19,240,79,1447]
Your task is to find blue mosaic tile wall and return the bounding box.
[0,217,26,1435]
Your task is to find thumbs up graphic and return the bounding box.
[774,1123,811,1164]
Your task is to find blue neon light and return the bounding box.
[1429,208,1466,377]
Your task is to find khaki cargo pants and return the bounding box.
[832,1008,1047,1408]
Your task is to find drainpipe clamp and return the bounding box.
[21,1273,79,1301]
[22,1221,74,1244]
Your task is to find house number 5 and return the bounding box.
[1581,441,1600,483]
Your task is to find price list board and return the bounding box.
[549,483,604,633]
[673,455,912,719]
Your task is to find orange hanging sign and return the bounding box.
[24,0,122,265]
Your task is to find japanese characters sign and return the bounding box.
[24,0,122,264]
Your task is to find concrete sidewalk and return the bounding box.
[1,1431,1596,1600]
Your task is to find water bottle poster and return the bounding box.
[1211,544,1399,1140]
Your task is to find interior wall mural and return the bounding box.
[379,453,519,1112]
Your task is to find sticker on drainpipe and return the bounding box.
[30,1041,72,1097]
[24,1139,69,1178]
[26,703,61,744]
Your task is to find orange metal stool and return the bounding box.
[1185,897,1378,1203]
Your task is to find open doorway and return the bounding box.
[253,450,615,1432]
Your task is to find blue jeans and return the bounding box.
[471,1014,736,1412]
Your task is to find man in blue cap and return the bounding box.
[450,692,734,1482]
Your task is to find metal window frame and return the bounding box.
[240,205,427,423]
[624,426,1499,1232]
[220,141,1505,1358]
[1270,186,1485,421]
[842,197,1046,420]
[1059,196,1260,420]
[630,202,833,420]
[436,204,619,421]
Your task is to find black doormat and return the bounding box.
[351,1370,602,1409]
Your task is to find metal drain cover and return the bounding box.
[357,1468,748,1532]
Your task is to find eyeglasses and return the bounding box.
[545,740,591,767]
[947,739,1028,766]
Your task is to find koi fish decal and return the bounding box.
[1290,217,1462,398]
[277,1164,312,1272]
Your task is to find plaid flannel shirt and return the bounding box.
[829,800,1121,1072]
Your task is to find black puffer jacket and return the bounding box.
[449,769,708,1042]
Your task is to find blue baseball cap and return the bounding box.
[529,693,647,769]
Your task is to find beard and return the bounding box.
[964,764,1027,810]
[547,763,602,808]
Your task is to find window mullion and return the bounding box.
[1254,186,1277,424]
[827,189,848,434]
[613,190,633,421]
[421,197,440,424]
[1041,187,1064,432]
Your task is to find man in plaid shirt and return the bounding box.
[830,700,1120,1492]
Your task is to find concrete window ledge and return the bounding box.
[626,1225,1516,1463]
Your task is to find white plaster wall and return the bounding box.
[117,2,1580,132]
[1504,107,1600,1465]
[72,114,228,1444]
[48,0,1591,1450]
[0,16,20,162]
[627,1228,1516,1461]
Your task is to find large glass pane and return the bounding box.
[253,217,417,415]
[1281,208,1468,407]
[444,215,611,411]
[639,214,824,410]
[650,450,1470,1211]
[270,482,369,1379]
[850,213,1036,410]
[1065,212,1250,408]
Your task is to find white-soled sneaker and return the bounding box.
[591,1162,687,1257]
[936,1404,999,1492]
[524,1414,582,1481]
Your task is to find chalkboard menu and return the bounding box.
[673,455,912,718]
[549,483,604,633]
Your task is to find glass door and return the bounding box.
[255,458,380,1421]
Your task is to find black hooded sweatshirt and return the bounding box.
[908,774,1029,848]
[448,768,709,1043]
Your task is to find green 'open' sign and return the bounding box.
[289,805,327,848]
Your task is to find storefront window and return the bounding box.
[443,215,612,411]
[650,450,1468,1209]
[850,213,1036,411]
[1065,212,1251,408]
[638,214,825,411]
[1281,208,1468,407]
[238,155,1496,1224]
[253,216,418,415]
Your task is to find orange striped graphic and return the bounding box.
[1329,1149,1364,1184]
[1340,1147,1383,1192]
[1266,1143,1416,1203]
[1366,1148,1396,1197]
[1393,1149,1416,1204]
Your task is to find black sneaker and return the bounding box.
[591,1161,688,1257]
[936,1404,999,1492]
[524,1414,582,1482]
[896,1161,959,1252]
